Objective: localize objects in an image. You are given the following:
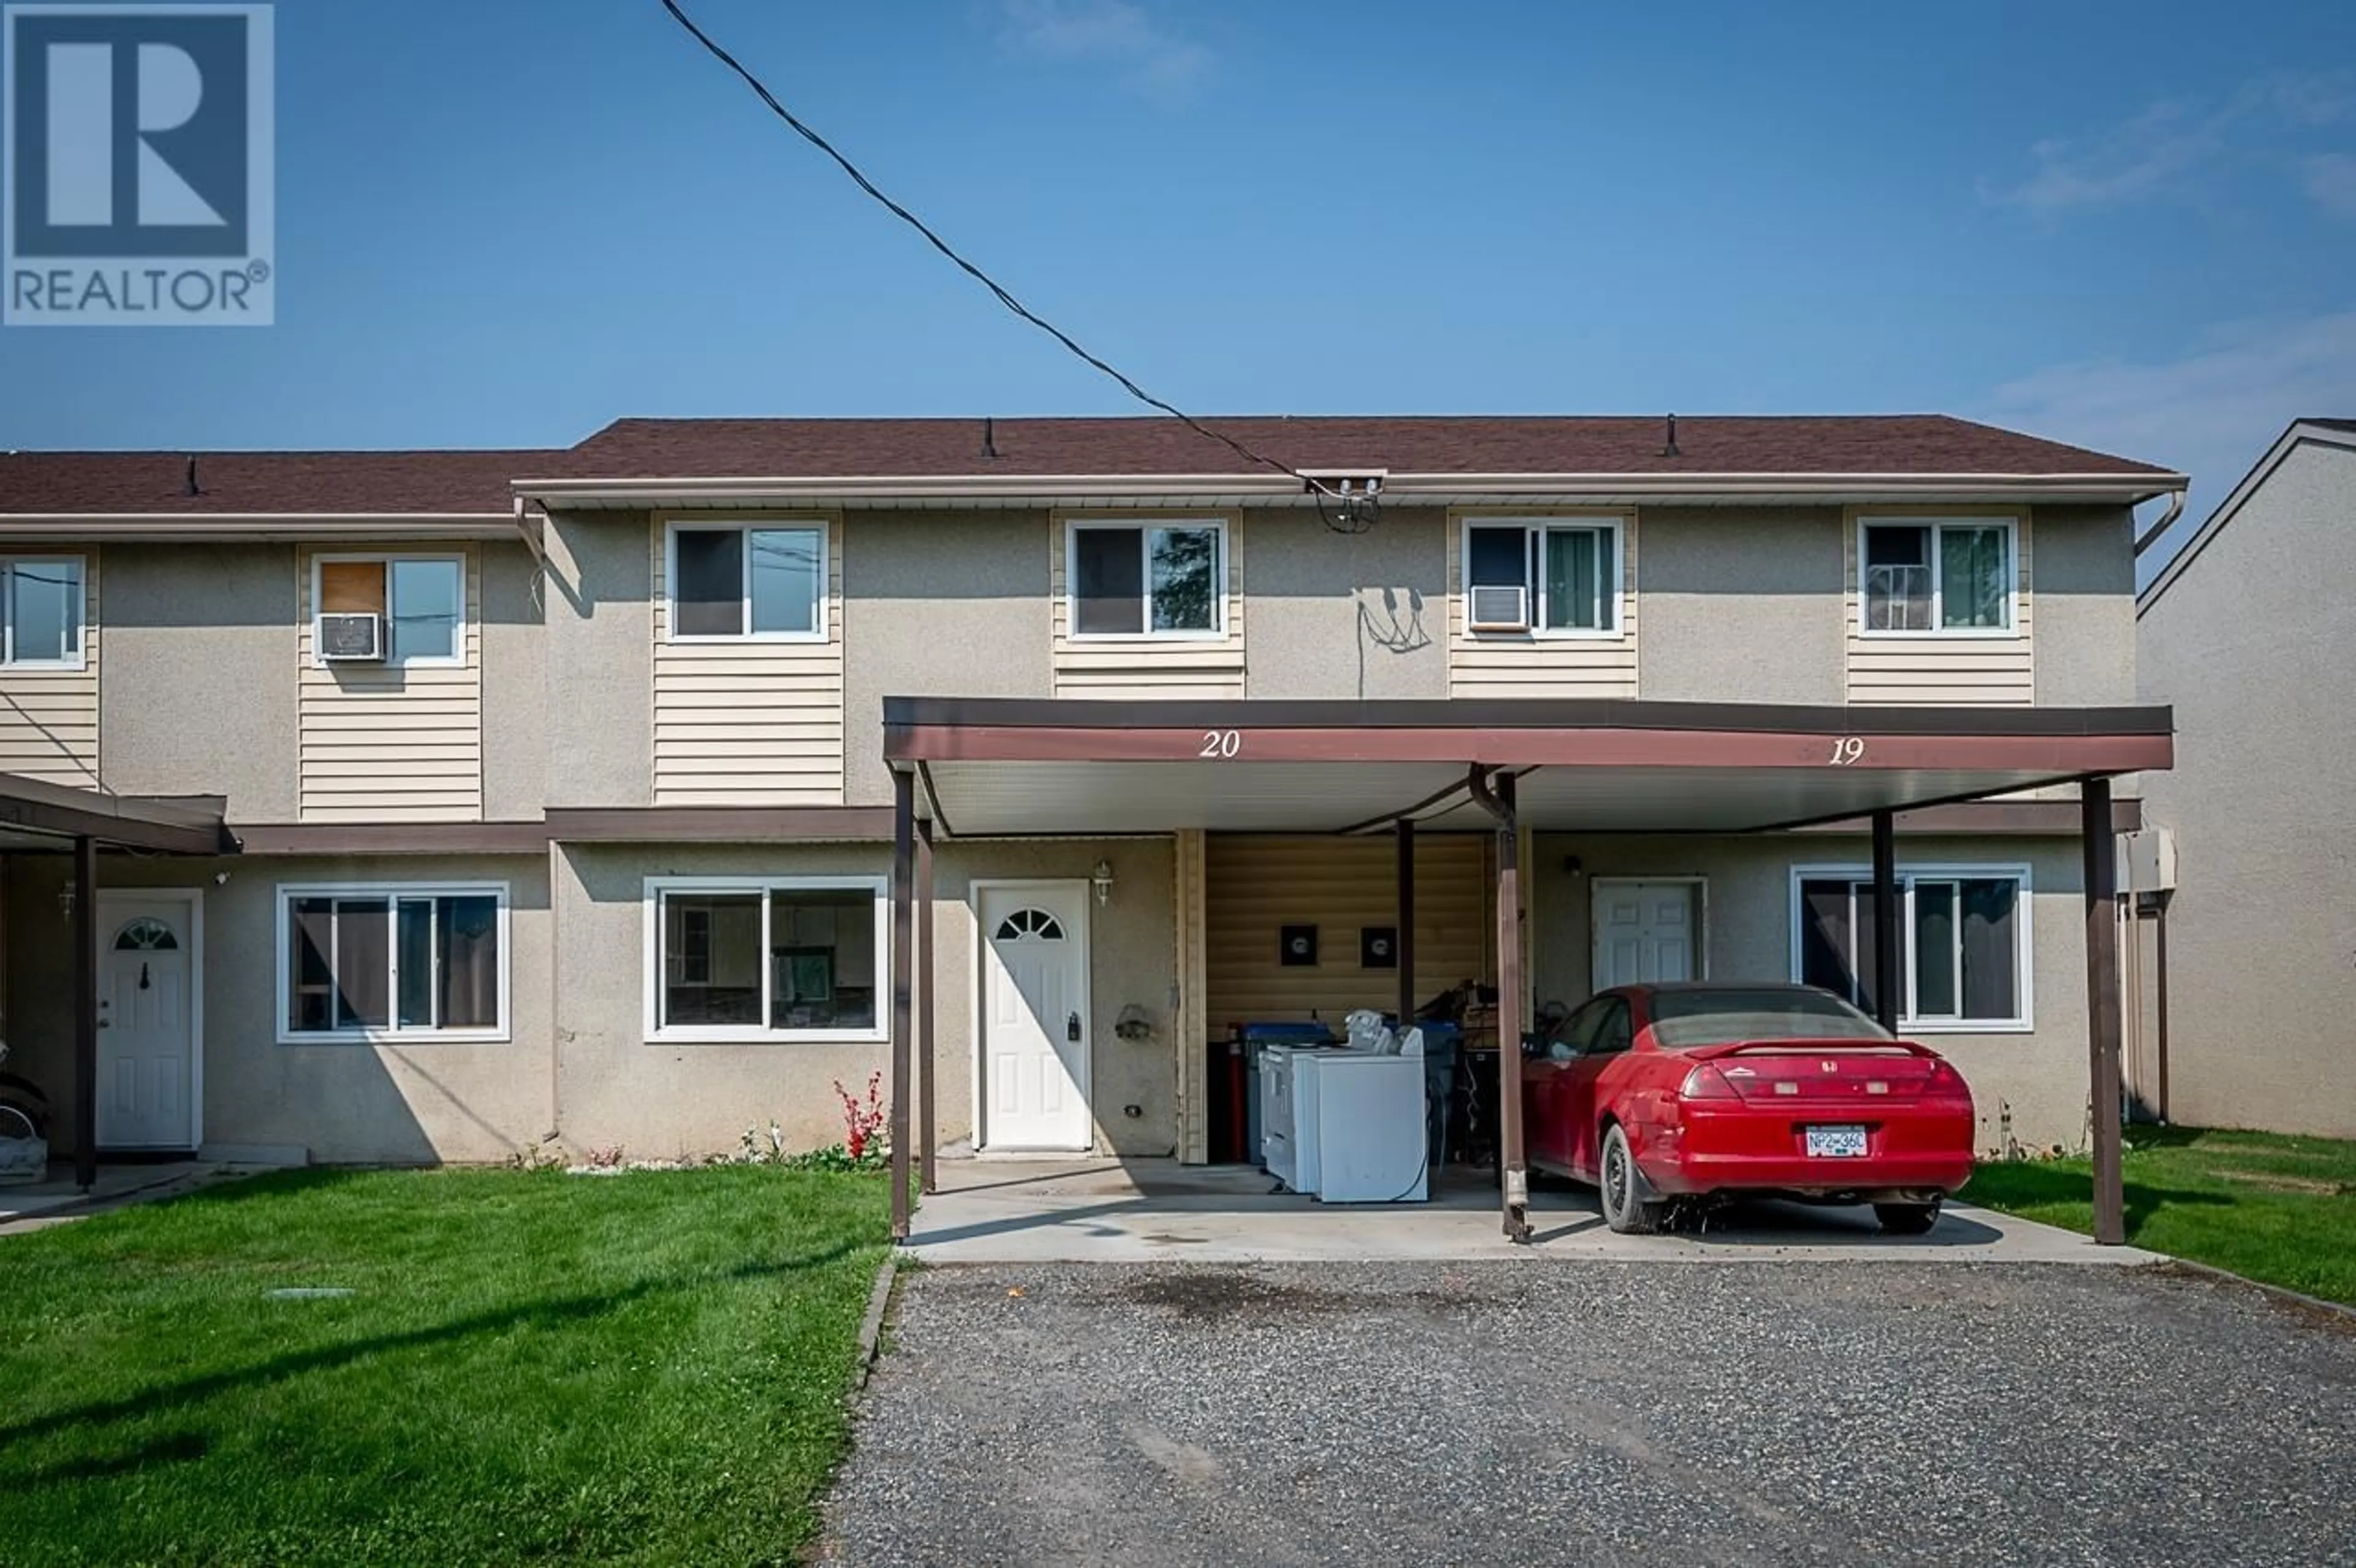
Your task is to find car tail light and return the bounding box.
[1925,1060,1969,1097]
[1679,1063,1740,1101]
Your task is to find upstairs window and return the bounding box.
[1793,867,2030,1029]
[1068,520,1223,637]
[314,556,463,665]
[1462,520,1620,634]
[1,557,85,667]
[669,523,826,640]
[1860,518,2014,634]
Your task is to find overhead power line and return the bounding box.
[655,0,1376,531]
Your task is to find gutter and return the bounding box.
[2131,487,2187,555]
[0,512,519,540]
[512,470,2185,507]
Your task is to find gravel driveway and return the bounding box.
[818,1261,2355,1567]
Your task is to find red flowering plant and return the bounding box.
[837,1072,888,1166]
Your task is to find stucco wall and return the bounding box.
[551,837,1177,1161]
[4,851,552,1163]
[96,542,301,821]
[2139,437,2356,1137]
[840,509,1052,807]
[2032,505,2138,707]
[480,540,548,821]
[1529,831,2098,1154]
[1636,507,1846,704]
[1242,505,1448,700]
[542,510,655,808]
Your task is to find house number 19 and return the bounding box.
[1828,736,1866,765]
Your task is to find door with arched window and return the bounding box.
[976,882,1091,1150]
[94,892,201,1151]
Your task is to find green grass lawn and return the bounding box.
[1963,1125,2356,1307]
[0,1166,891,1567]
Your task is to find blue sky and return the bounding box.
[5,0,2354,568]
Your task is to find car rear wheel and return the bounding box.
[1599,1125,1666,1236]
[1874,1199,1942,1236]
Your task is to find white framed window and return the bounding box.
[1788,863,2034,1032]
[1857,517,2016,636]
[665,521,828,641]
[0,556,87,668]
[1460,517,1622,635]
[1064,518,1226,639]
[643,876,888,1043]
[277,882,509,1043]
[310,553,464,666]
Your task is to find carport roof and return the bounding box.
[883,697,2173,837]
[0,774,228,855]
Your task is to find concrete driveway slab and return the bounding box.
[819,1260,2356,1567]
[904,1159,2153,1266]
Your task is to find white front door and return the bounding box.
[977,883,1091,1151]
[96,894,201,1151]
[1593,882,1700,989]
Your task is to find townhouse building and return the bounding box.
[0,415,2179,1234]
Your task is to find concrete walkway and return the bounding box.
[0,1161,249,1237]
[904,1157,2155,1265]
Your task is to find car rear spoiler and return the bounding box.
[1685,1038,1938,1060]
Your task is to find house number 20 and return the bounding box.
[1199,729,1242,759]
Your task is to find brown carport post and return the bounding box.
[916,820,937,1196]
[889,771,915,1240]
[1395,818,1415,1028]
[73,834,98,1192]
[2082,777,2127,1245]
[1471,769,1531,1243]
[1870,810,1900,1032]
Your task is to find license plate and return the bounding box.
[1804,1124,1868,1158]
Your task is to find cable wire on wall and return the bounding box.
[656,0,1378,531]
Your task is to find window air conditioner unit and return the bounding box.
[1467,584,1529,631]
[318,612,384,661]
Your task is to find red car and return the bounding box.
[1522,982,1976,1236]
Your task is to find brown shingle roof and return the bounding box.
[0,415,2176,516]
[0,450,556,515]
[549,413,2176,480]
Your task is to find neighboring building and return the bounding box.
[0,415,2179,1173]
[2137,418,2356,1140]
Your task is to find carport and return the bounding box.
[0,775,231,1189]
[880,696,2171,1247]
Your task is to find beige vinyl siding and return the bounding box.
[1204,833,1492,1034]
[652,515,845,807]
[1051,513,1245,698]
[1447,511,1639,698]
[1845,509,2034,705]
[0,551,99,788]
[298,547,482,821]
[1174,828,1211,1163]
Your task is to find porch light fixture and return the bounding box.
[1091,859,1115,907]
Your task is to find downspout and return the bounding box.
[2131,488,2188,558]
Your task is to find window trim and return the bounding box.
[1785,862,2036,1033]
[1457,515,1626,640]
[661,518,832,645]
[1061,517,1230,642]
[1854,515,2020,640]
[274,880,512,1045]
[641,874,890,1044]
[308,551,468,669]
[0,554,88,671]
